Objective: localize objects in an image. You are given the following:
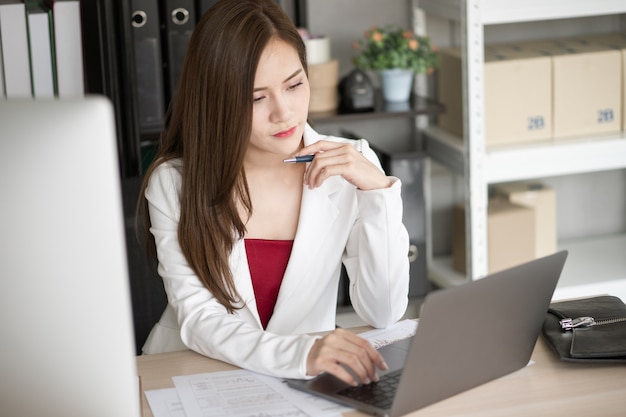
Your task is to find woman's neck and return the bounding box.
[242,154,305,240]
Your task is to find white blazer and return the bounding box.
[142,124,410,379]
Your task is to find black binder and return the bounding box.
[195,0,218,19]
[161,0,195,105]
[131,0,165,134]
[81,0,141,178]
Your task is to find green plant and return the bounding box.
[353,26,438,74]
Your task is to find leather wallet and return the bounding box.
[542,295,626,363]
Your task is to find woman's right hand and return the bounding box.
[305,328,388,386]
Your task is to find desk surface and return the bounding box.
[136,330,626,417]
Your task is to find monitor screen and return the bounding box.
[0,97,140,417]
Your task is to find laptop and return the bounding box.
[287,250,568,417]
[0,97,141,417]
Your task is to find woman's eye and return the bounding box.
[253,95,265,103]
[288,81,303,91]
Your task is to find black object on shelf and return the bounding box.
[82,0,141,179]
[131,0,166,134]
[338,69,375,113]
[161,0,195,105]
[196,0,219,17]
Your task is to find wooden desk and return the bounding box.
[137,335,626,417]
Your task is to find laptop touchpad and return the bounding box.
[378,337,412,375]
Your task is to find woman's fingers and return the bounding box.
[306,329,388,386]
[304,150,355,188]
[298,141,390,190]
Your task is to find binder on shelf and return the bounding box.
[81,0,142,178]
[161,0,195,104]
[44,0,84,97]
[196,0,218,19]
[26,1,56,98]
[0,0,32,98]
[131,0,165,134]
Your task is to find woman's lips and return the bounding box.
[274,126,297,138]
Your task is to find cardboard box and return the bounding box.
[307,59,338,88]
[452,199,535,274]
[484,48,552,145]
[520,39,622,139]
[309,87,338,113]
[576,33,626,132]
[308,59,338,112]
[488,198,536,273]
[493,181,557,258]
[437,47,552,146]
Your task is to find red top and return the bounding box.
[244,239,294,329]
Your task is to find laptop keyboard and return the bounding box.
[336,370,402,409]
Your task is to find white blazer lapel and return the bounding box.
[230,238,262,326]
[272,176,343,311]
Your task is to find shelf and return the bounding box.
[422,126,465,176]
[429,255,469,288]
[554,234,626,302]
[419,0,626,25]
[424,127,626,183]
[484,133,626,183]
[430,233,626,302]
[309,94,445,125]
[421,0,626,287]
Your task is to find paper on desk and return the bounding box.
[172,369,348,417]
[145,388,186,417]
[358,318,418,349]
[146,376,349,417]
[258,374,352,416]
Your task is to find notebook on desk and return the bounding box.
[287,250,568,417]
[0,97,141,417]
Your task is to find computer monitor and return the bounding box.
[0,97,140,417]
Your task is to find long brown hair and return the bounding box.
[137,0,307,312]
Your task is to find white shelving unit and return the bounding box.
[419,0,626,301]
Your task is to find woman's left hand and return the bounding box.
[295,140,392,191]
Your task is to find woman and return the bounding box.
[139,0,410,387]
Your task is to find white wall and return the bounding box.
[306,0,412,79]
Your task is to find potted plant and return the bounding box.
[353,25,438,102]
